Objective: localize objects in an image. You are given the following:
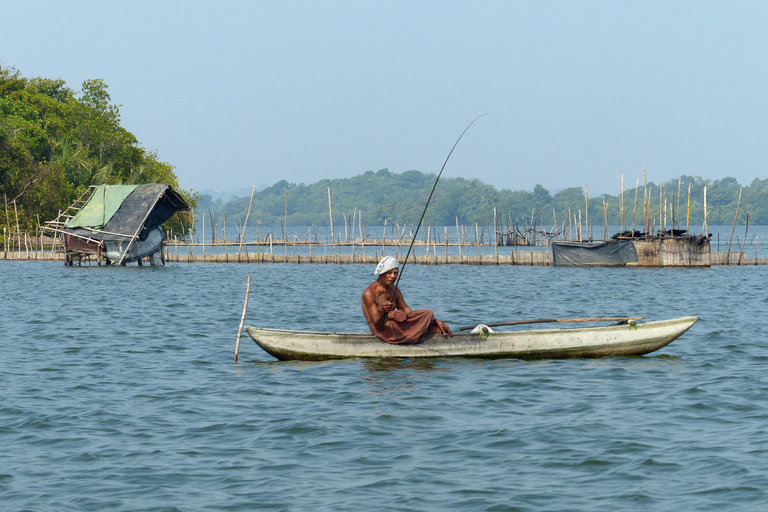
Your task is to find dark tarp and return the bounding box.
[65,184,189,243]
[552,240,638,266]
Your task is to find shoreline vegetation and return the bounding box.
[0,65,197,237]
[4,65,766,261]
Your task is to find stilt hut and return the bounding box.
[46,184,189,266]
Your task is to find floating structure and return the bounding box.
[553,232,711,267]
[45,184,189,266]
[552,240,638,267]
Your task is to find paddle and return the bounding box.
[458,316,644,331]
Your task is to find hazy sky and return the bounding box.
[3,1,767,196]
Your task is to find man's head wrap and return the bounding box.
[374,256,400,275]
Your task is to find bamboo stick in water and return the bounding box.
[234,275,251,362]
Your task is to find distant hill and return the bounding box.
[196,170,767,229]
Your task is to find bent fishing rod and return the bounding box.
[391,114,486,298]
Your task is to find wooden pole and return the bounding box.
[585,185,589,242]
[359,210,365,260]
[455,217,462,260]
[460,316,645,331]
[737,211,749,265]
[475,222,481,260]
[493,207,498,262]
[326,187,335,259]
[619,174,627,231]
[285,191,289,256]
[578,210,582,242]
[234,275,251,362]
[237,185,256,262]
[703,186,708,238]
[676,177,681,232]
[13,200,22,257]
[382,219,386,256]
[632,178,639,234]
[686,185,691,235]
[726,187,742,264]
[444,226,449,261]
[4,194,10,255]
[553,209,558,242]
[643,165,648,234]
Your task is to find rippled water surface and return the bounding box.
[2,261,768,511]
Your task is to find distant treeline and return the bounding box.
[0,65,197,233]
[198,170,767,230]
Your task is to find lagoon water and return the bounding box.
[2,260,768,511]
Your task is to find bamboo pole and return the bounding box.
[237,185,256,262]
[726,187,742,264]
[620,174,627,232]
[459,316,644,331]
[659,183,663,236]
[234,275,252,362]
[475,222,481,259]
[585,185,589,242]
[284,191,289,256]
[686,185,691,234]
[223,214,229,262]
[13,200,23,257]
[632,178,639,233]
[578,210,582,243]
[328,188,336,259]
[677,177,681,232]
[703,186,708,238]
[553,209,558,242]
[382,219,386,257]
[456,217,462,259]
[643,165,648,234]
[737,211,749,265]
[493,206,498,262]
[4,194,11,255]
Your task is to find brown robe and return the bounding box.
[361,296,439,345]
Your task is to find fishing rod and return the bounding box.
[391,114,486,297]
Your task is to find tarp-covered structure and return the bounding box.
[552,241,639,267]
[61,184,189,265]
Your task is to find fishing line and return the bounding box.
[392,114,486,297]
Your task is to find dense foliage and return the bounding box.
[0,65,196,233]
[199,170,767,233]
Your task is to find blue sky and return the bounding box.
[2,1,767,196]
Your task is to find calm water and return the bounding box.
[2,261,768,511]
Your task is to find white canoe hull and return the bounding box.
[244,316,698,361]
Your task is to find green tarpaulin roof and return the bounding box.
[64,184,189,242]
[66,185,138,230]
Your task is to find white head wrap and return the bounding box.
[374,256,400,275]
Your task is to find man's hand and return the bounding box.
[435,319,453,337]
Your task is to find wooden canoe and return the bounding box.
[244,316,698,361]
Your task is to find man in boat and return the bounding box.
[361,256,452,344]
